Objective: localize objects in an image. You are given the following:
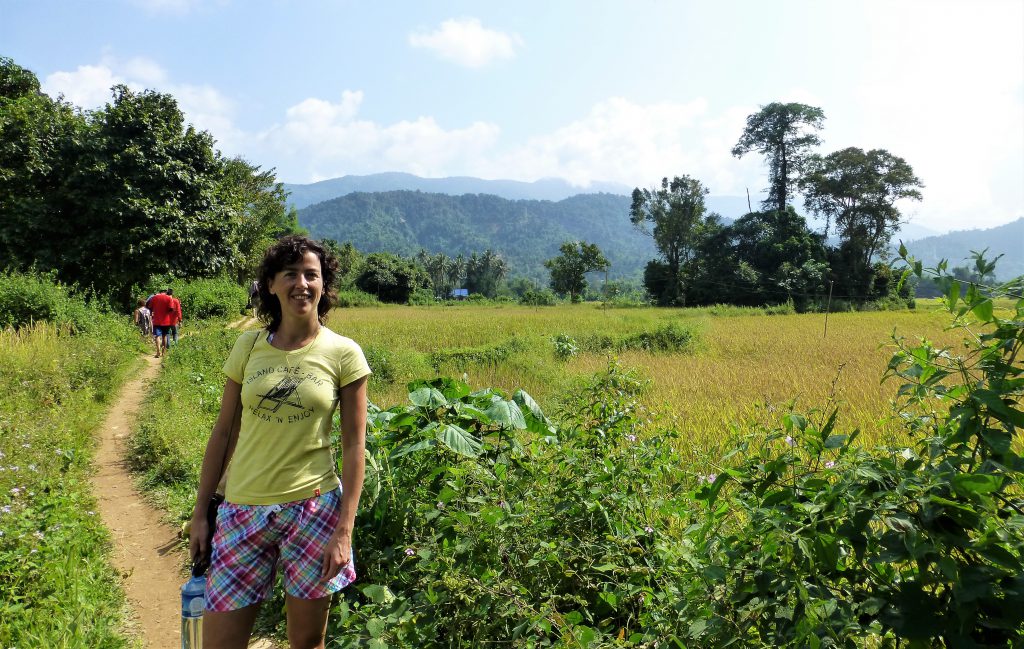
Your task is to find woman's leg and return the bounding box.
[285,594,332,649]
[203,603,260,649]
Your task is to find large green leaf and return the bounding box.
[409,386,447,409]
[513,389,555,433]
[389,438,436,460]
[952,473,1002,495]
[971,298,994,323]
[485,399,527,430]
[436,423,483,457]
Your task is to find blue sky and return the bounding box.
[3,0,1022,234]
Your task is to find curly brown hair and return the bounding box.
[256,235,339,331]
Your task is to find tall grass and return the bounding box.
[0,321,142,648]
[326,303,962,447]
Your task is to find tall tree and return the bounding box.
[219,157,303,284]
[354,252,430,303]
[800,147,923,282]
[732,102,825,212]
[630,175,710,306]
[544,240,609,302]
[56,85,237,303]
[0,58,84,271]
[465,249,507,298]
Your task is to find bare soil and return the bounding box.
[92,352,276,648]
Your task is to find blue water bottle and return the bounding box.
[180,571,206,648]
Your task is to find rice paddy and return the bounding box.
[326,300,965,448]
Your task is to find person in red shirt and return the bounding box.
[167,288,183,348]
[147,288,175,358]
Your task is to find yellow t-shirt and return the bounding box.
[222,327,371,505]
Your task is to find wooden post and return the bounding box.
[824,280,834,338]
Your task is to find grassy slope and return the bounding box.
[0,322,142,648]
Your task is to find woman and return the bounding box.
[189,235,370,649]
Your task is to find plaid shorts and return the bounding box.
[205,487,356,612]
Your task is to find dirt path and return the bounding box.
[93,353,275,648]
[93,354,183,648]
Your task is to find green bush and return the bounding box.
[330,367,694,646]
[335,289,380,308]
[578,322,700,354]
[0,270,99,332]
[520,288,558,306]
[170,277,248,320]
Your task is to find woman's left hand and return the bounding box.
[320,528,352,583]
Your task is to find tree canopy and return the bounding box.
[630,176,713,306]
[732,102,826,213]
[0,58,300,306]
[801,147,923,268]
[544,240,609,302]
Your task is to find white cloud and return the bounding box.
[408,18,522,68]
[43,64,124,108]
[41,55,241,152]
[259,92,500,180]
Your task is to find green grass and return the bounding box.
[327,303,962,447]
[0,321,142,648]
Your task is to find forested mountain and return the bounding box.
[297,191,656,282]
[897,218,1024,280]
[284,173,634,209]
[284,172,754,219]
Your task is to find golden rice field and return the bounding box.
[327,300,973,448]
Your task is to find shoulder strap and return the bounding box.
[216,329,262,493]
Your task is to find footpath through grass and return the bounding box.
[0,321,142,648]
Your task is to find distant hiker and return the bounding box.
[133,299,152,337]
[167,288,183,347]
[190,236,370,647]
[248,279,260,318]
[149,288,175,358]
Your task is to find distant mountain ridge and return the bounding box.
[284,172,752,219]
[283,173,634,209]
[895,217,1024,280]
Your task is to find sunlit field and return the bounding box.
[326,301,965,447]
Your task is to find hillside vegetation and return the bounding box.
[299,190,655,283]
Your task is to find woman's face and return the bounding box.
[267,250,323,321]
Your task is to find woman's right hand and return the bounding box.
[189,515,209,564]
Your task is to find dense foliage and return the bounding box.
[0,57,300,307]
[298,190,655,285]
[731,102,826,213]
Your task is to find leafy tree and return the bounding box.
[219,157,303,284]
[354,252,430,304]
[729,208,829,308]
[801,147,923,286]
[544,240,609,302]
[732,102,826,212]
[0,58,85,272]
[321,239,363,289]
[630,175,711,306]
[54,85,238,304]
[465,249,507,298]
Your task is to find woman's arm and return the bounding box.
[320,375,368,582]
[188,378,242,562]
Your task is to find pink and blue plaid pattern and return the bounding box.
[205,487,357,612]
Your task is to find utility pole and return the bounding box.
[746,187,752,214]
[823,280,834,338]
